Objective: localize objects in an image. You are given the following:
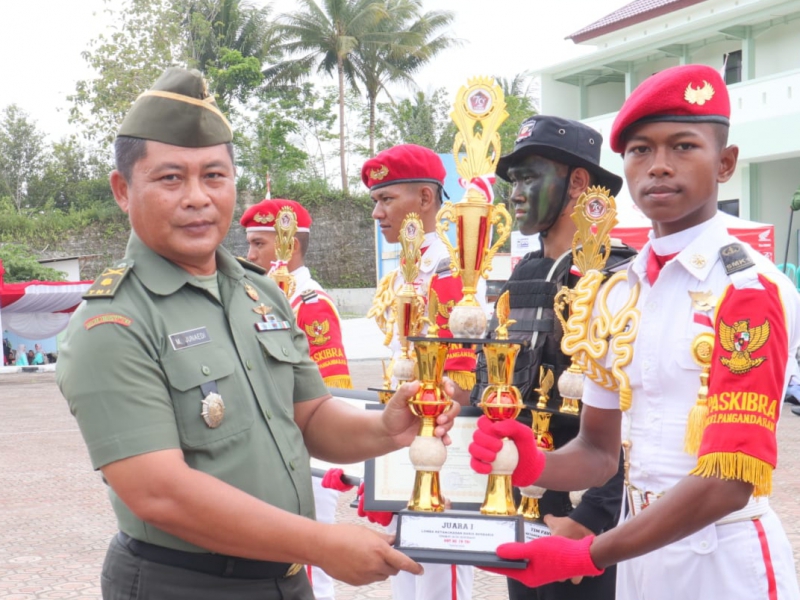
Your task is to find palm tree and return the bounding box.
[184,0,278,111]
[265,0,388,194]
[353,0,456,157]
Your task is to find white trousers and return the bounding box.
[309,475,339,600]
[617,509,800,600]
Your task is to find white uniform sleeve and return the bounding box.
[581,374,621,410]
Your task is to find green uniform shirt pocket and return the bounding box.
[257,331,303,364]
[162,346,254,448]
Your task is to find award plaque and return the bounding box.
[395,510,525,567]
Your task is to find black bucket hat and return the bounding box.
[496,115,623,196]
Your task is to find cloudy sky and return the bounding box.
[1,0,625,141]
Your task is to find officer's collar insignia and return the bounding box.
[83,262,133,299]
[369,164,389,180]
[244,282,259,302]
[684,81,715,106]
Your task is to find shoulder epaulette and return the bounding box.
[720,243,754,276]
[236,256,267,275]
[300,289,319,304]
[435,257,453,277]
[83,261,134,300]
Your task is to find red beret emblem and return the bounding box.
[684,81,715,106]
[369,164,389,180]
[254,213,275,224]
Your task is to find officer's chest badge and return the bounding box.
[689,290,717,312]
[201,392,225,428]
[244,282,259,302]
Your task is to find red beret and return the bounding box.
[610,64,730,153]
[240,199,312,232]
[361,144,446,191]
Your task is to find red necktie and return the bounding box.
[646,250,678,284]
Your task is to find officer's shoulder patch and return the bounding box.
[236,256,267,275]
[719,243,754,276]
[83,261,134,299]
[84,313,133,330]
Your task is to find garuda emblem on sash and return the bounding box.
[719,318,770,374]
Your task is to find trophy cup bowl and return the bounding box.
[477,342,523,516]
[406,339,452,512]
[437,190,512,339]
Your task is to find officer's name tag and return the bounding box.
[169,327,212,351]
[524,521,551,542]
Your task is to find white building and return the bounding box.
[537,0,800,265]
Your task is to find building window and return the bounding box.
[724,51,742,85]
[718,199,739,217]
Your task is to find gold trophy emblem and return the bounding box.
[553,187,640,412]
[519,369,554,520]
[477,291,524,515]
[269,207,298,298]
[391,214,426,383]
[437,77,513,338]
[407,290,452,511]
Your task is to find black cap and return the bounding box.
[496,115,623,196]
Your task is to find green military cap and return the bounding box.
[117,67,233,147]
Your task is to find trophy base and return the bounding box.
[395,509,526,568]
[523,520,551,542]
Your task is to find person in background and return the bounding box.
[469,64,800,600]
[469,114,632,600]
[240,197,353,600]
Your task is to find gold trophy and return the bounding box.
[406,290,452,511]
[477,291,524,516]
[268,206,298,298]
[437,77,513,338]
[391,214,427,383]
[518,370,555,521]
[553,187,639,412]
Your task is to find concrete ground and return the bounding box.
[2,330,800,598]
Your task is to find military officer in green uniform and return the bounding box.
[57,67,458,600]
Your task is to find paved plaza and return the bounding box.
[1,367,799,599]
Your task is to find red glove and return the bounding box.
[469,416,546,487]
[356,482,394,527]
[484,535,603,588]
[321,468,355,492]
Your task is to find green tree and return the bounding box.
[69,0,186,143]
[0,244,66,283]
[184,0,277,112]
[27,138,114,211]
[70,0,275,142]
[0,105,47,213]
[352,0,456,157]
[235,82,339,199]
[375,88,455,152]
[265,0,388,194]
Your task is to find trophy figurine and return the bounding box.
[437,77,513,338]
[478,291,523,516]
[392,214,426,383]
[406,291,452,511]
[268,206,298,298]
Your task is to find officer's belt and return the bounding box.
[118,532,304,579]
[626,485,769,525]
